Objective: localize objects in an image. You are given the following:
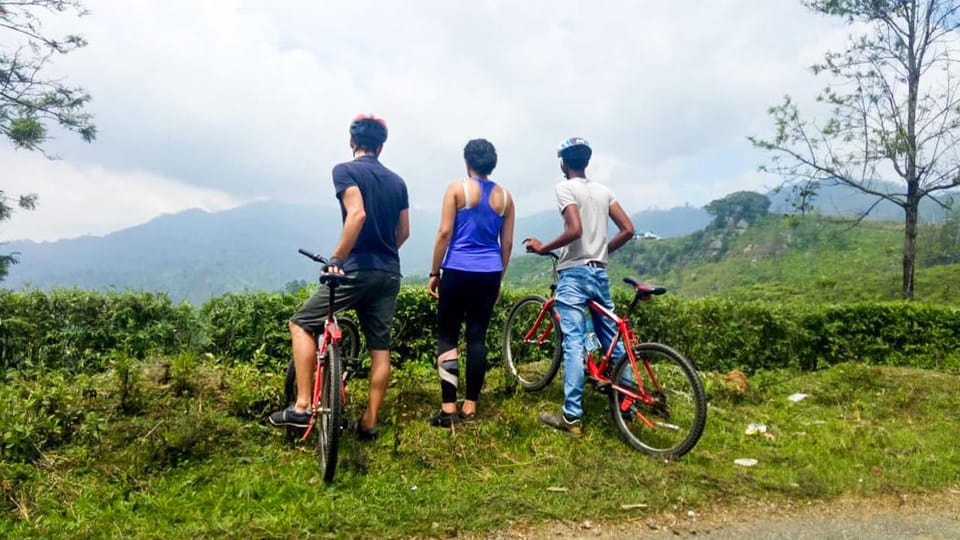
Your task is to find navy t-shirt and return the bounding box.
[332,155,408,275]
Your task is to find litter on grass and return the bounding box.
[734,458,759,467]
[788,392,809,402]
[745,423,767,435]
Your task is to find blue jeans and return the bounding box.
[554,266,626,420]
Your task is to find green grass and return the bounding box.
[604,215,960,304]
[2,358,960,538]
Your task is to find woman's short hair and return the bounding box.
[464,138,497,176]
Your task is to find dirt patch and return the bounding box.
[468,488,960,539]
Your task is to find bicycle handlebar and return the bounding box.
[298,248,328,265]
[298,248,356,286]
[527,249,559,261]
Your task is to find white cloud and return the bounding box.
[6,0,856,241]
[1,149,242,241]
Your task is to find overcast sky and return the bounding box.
[3,0,849,242]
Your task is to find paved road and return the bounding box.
[693,513,960,539]
[475,490,960,540]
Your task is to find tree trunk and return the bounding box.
[902,201,919,300]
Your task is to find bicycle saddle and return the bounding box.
[623,277,666,295]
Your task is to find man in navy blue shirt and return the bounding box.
[269,115,409,440]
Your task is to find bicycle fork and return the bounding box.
[609,357,680,432]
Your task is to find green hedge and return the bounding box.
[1,289,199,372]
[3,287,959,373]
[621,293,960,371]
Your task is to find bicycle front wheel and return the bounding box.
[609,343,706,458]
[284,319,361,407]
[502,295,562,391]
[317,343,344,483]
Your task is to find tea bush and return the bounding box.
[3,287,958,375]
[0,289,199,372]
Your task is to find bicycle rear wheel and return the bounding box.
[502,295,562,391]
[609,343,706,458]
[337,317,364,379]
[317,343,343,483]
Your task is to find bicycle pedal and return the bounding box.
[589,378,612,394]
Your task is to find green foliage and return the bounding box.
[751,0,960,299]
[2,357,960,538]
[200,290,306,367]
[0,288,200,372]
[220,361,283,419]
[620,291,960,372]
[3,284,959,378]
[0,369,93,462]
[614,214,958,305]
[0,0,96,152]
[704,190,771,227]
[1,191,39,281]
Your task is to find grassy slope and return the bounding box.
[2,359,959,538]
[610,216,960,304]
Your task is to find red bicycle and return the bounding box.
[284,248,355,482]
[502,253,707,457]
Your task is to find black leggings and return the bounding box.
[437,268,501,403]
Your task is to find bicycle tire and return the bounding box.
[608,343,706,458]
[317,343,343,483]
[502,295,562,391]
[337,317,364,378]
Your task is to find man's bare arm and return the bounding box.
[331,186,366,264]
[607,201,635,254]
[396,208,410,249]
[523,204,582,254]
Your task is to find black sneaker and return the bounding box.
[458,411,478,424]
[268,406,312,428]
[348,418,379,441]
[538,411,584,438]
[429,410,457,429]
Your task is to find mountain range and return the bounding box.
[3,183,954,305]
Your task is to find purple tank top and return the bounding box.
[441,179,505,273]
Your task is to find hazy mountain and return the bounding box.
[766,181,955,222]
[4,182,954,304]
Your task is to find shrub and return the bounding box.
[0,289,198,372]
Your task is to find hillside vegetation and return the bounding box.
[2,354,959,538]
[507,213,960,305]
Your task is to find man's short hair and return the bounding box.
[464,138,497,176]
[350,115,388,151]
[561,145,591,171]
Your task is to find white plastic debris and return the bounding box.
[745,423,767,435]
[787,393,809,402]
[734,458,759,467]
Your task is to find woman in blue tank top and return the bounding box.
[427,139,515,427]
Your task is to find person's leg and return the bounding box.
[553,267,590,421]
[355,271,402,434]
[363,349,390,431]
[588,269,626,367]
[270,281,361,426]
[436,270,466,417]
[461,271,500,416]
[290,321,317,412]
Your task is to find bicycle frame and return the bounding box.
[584,300,663,430]
[301,315,345,440]
[523,293,664,430]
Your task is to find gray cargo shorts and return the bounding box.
[290,270,401,351]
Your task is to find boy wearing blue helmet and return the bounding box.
[523,137,635,437]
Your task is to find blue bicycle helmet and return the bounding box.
[557,137,591,159]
